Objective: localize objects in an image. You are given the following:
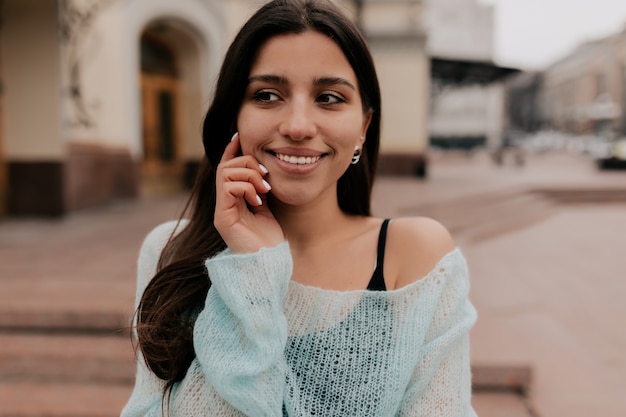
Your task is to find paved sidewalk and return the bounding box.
[383,151,626,416]
[467,204,626,417]
[1,150,625,416]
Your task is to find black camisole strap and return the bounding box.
[366,218,391,291]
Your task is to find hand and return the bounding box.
[214,133,285,253]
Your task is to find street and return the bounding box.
[1,150,625,417]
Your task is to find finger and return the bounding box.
[221,181,263,207]
[219,156,269,177]
[220,167,272,195]
[219,133,269,176]
[220,132,241,163]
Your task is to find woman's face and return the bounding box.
[236,30,372,209]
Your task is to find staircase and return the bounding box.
[398,187,557,244]
[0,319,134,416]
[5,180,624,416]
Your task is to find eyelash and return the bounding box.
[252,91,280,103]
[317,93,345,105]
[251,90,346,105]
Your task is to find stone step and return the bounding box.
[400,188,556,243]
[472,392,536,417]
[0,334,134,416]
[0,381,131,417]
[0,310,131,334]
[0,334,135,385]
[472,364,532,395]
[1,335,532,392]
[460,194,555,242]
[0,382,534,417]
[0,333,535,416]
[536,187,626,204]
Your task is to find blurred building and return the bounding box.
[539,26,626,139]
[1,0,230,217]
[0,0,430,217]
[425,0,517,150]
[505,71,544,135]
[351,0,430,176]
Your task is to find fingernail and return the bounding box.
[230,132,239,142]
[256,194,263,205]
[262,179,271,191]
[259,164,269,174]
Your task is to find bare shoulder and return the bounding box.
[386,217,457,289]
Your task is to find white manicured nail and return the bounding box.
[256,194,263,205]
[230,132,239,142]
[259,164,269,174]
[262,179,271,191]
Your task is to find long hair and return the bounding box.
[136,0,382,394]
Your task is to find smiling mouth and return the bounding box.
[275,153,323,165]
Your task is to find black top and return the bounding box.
[366,219,391,291]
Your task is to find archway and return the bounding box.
[0,42,5,216]
[140,32,181,196]
[139,20,203,196]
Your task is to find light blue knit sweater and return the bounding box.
[121,221,477,416]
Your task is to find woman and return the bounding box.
[122,0,477,416]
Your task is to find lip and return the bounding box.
[267,148,326,175]
[269,147,325,157]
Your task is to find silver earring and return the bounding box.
[351,146,362,165]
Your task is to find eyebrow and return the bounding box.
[314,76,356,91]
[247,74,356,91]
[248,74,288,85]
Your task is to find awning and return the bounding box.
[431,57,520,85]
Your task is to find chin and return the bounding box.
[269,192,311,207]
[268,186,322,207]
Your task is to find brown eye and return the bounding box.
[253,90,280,103]
[317,93,344,104]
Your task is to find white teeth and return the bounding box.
[277,153,321,165]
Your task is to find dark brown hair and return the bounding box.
[135,0,382,395]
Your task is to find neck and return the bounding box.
[270,197,354,252]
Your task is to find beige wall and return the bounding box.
[126,0,225,159]
[2,0,64,160]
[1,0,436,215]
[363,2,424,37]
[360,0,430,155]
[60,0,225,159]
[0,44,5,216]
[224,0,260,41]
[1,0,230,215]
[371,37,430,154]
[61,2,131,149]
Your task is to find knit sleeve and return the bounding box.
[120,221,176,417]
[397,252,478,417]
[193,242,293,416]
[121,222,243,417]
[121,225,291,417]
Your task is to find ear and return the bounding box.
[360,108,373,143]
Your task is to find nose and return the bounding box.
[278,97,317,141]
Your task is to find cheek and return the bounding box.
[333,114,367,144]
[237,134,258,157]
[235,106,250,133]
[236,120,276,159]
[236,107,258,154]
